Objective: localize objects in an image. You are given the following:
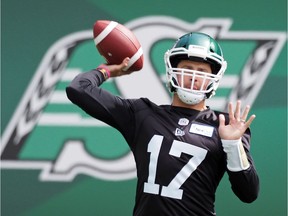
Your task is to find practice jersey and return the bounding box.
[66,69,259,216]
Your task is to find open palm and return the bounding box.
[219,100,256,140]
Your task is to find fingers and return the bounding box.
[245,114,256,127]
[219,114,226,127]
[241,104,251,122]
[235,100,241,121]
[115,57,130,71]
[107,57,130,77]
[228,102,235,121]
[228,100,256,126]
[121,57,130,69]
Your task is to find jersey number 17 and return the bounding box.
[143,135,207,199]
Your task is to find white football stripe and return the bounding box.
[94,21,118,45]
[123,47,143,71]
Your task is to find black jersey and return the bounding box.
[66,69,259,216]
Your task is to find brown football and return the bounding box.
[93,20,144,72]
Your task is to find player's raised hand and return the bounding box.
[101,57,132,77]
[218,100,256,140]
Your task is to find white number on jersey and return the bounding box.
[144,135,208,199]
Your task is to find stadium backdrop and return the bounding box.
[1,0,287,216]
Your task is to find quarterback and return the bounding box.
[66,32,259,216]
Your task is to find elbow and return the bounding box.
[66,86,74,102]
[66,86,80,104]
[229,165,260,204]
[241,191,259,203]
[236,183,260,203]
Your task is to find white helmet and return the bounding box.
[164,32,227,105]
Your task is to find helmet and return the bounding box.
[164,32,227,105]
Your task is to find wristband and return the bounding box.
[222,138,250,171]
[97,64,111,80]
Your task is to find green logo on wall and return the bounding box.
[1,16,286,182]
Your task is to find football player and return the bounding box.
[66,32,259,216]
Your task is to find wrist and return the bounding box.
[221,138,250,171]
[96,64,111,80]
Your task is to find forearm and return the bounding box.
[66,68,136,136]
[222,129,260,203]
[224,136,260,202]
[68,69,105,89]
[227,165,260,203]
[66,69,104,110]
[66,69,118,124]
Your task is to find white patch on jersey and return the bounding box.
[175,128,185,136]
[189,124,214,137]
[178,118,189,126]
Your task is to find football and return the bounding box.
[93,20,144,72]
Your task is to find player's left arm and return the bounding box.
[226,131,260,203]
[218,100,259,203]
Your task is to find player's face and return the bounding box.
[176,60,212,91]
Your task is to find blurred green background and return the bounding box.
[1,0,287,215]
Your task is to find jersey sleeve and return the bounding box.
[65,69,136,143]
[226,129,260,203]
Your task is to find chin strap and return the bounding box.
[221,138,250,172]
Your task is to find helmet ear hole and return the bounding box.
[169,77,178,92]
[210,62,221,74]
[205,82,214,98]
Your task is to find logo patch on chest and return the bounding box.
[178,118,189,126]
[175,128,185,136]
[189,124,214,137]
